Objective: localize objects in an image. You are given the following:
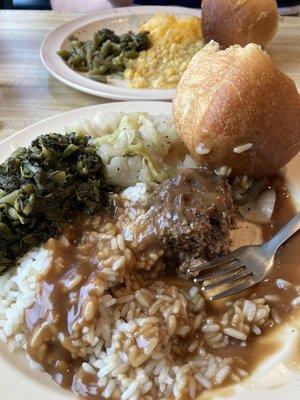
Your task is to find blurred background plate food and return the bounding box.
[0,101,300,399]
[40,6,201,101]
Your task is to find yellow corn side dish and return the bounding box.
[124,14,204,89]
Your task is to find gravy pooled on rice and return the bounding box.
[22,168,300,400]
[24,169,237,399]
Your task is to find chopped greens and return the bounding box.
[0,132,110,273]
[57,28,151,83]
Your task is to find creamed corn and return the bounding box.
[125,14,204,89]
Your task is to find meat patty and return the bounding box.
[142,168,236,276]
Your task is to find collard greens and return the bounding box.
[0,131,109,273]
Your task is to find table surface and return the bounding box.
[0,10,299,142]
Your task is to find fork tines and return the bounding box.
[188,250,255,301]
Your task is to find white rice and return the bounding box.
[223,327,247,341]
[0,248,51,346]
[0,242,259,400]
[215,165,232,177]
[233,143,253,154]
[195,143,210,155]
[0,197,240,399]
[276,278,292,290]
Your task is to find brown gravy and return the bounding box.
[24,180,300,400]
[24,215,112,391]
[24,209,164,399]
[213,184,300,374]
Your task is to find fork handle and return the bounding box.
[266,211,300,252]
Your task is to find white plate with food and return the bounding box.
[2,38,300,400]
[0,97,300,400]
[40,6,204,101]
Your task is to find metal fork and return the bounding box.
[188,212,300,301]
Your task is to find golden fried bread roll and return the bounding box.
[172,42,300,177]
[201,0,279,47]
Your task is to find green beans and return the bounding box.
[57,50,70,61]
[91,32,100,52]
[75,66,89,72]
[86,47,93,66]
[89,67,108,75]
[57,28,150,83]
[90,75,107,83]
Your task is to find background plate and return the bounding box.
[0,101,300,399]
[40,6,200,101]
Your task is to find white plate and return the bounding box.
[40,6,201,101]
[0,101,300,400]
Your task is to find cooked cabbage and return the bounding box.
[88,112,184,186]
[239,189,276,223]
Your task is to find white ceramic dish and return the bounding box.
[0,101,299,399]
[40,6,201,101]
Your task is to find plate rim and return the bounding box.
[40,5,201,101]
